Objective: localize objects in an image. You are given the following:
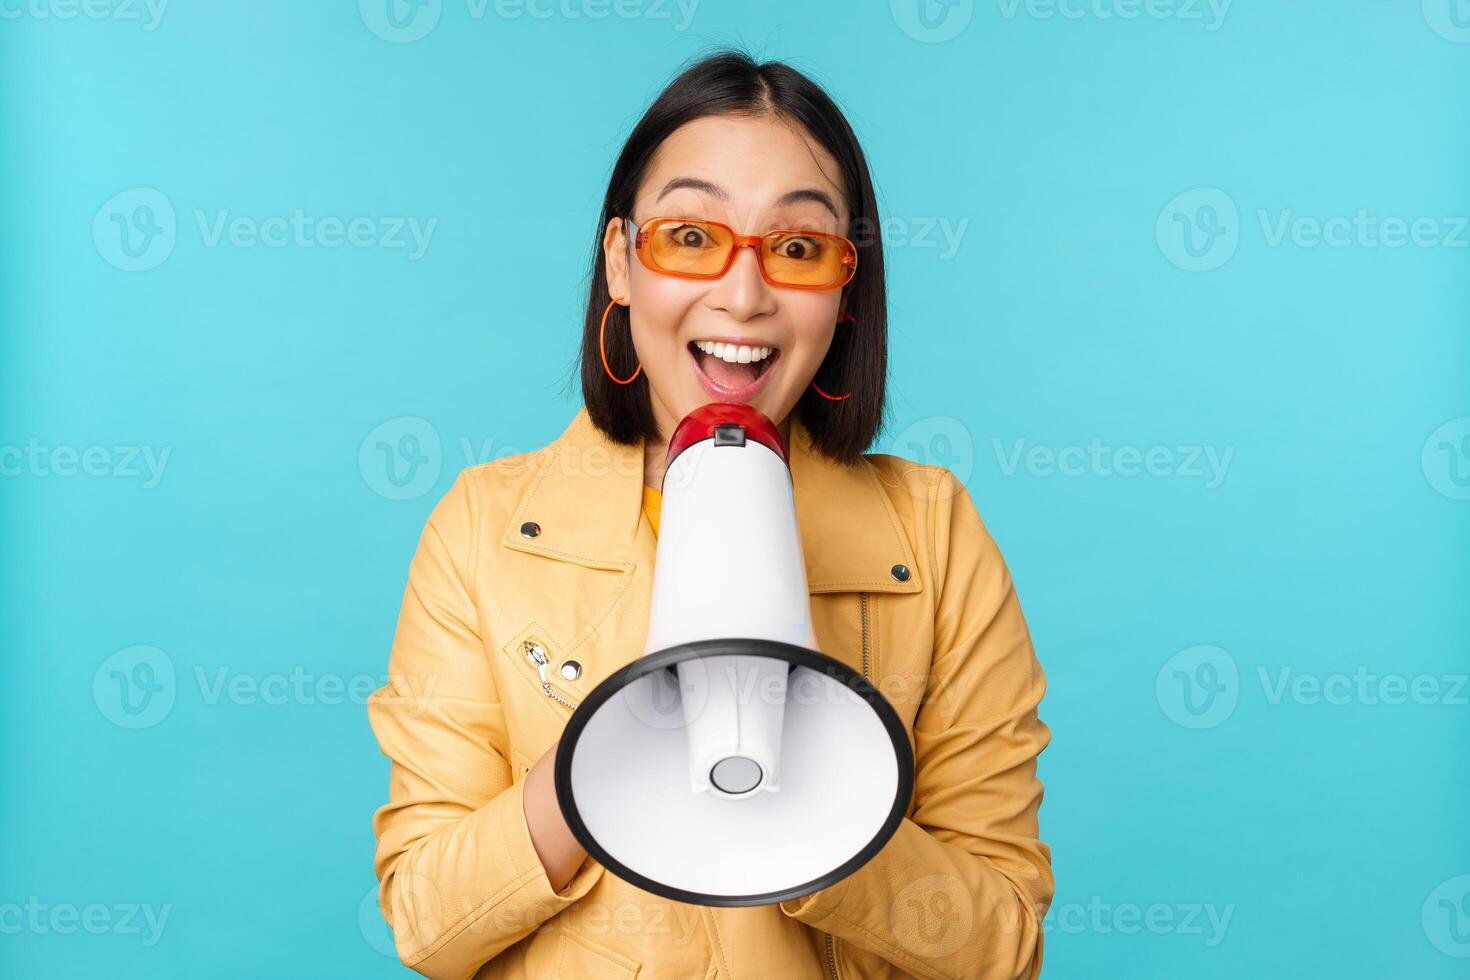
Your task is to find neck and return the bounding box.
[643,412,794,490]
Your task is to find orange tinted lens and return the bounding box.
[761,232,853,287]
[645,219,734,276]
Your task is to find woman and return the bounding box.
[368,50,1053,980]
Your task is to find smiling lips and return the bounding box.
[688,339,780,403]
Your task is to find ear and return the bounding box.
[603,216,631,305]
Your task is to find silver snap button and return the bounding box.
[559,660,582,681]
[890,563,911,582]
[520,521,541,538]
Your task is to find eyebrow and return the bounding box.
[654,177,841,220]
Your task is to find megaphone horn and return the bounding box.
[554,403,914,907]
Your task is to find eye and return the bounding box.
[664,223,714,248]
[769,234,825,261]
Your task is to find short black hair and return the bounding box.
[572,48,888,466]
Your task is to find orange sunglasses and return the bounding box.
[626,215,857,290]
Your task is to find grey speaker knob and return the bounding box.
[709,756,763,795]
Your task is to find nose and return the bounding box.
[707,242,777,321]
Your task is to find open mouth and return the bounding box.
[688,339,780,394]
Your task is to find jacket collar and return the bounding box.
[501,406,921,595]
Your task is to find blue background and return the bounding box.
[3,2,1468,977]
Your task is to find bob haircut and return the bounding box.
[576,48,888,466]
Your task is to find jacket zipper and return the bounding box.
[823,590,872,980]
[523,640,579,710]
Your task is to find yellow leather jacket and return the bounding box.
[368,406,1053,979]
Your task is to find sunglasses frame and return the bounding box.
[625,215,857,291]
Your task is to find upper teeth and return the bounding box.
[695,341,775,364]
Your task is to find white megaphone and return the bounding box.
[554,403,914,907]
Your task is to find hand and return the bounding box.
[521,740,590,893]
